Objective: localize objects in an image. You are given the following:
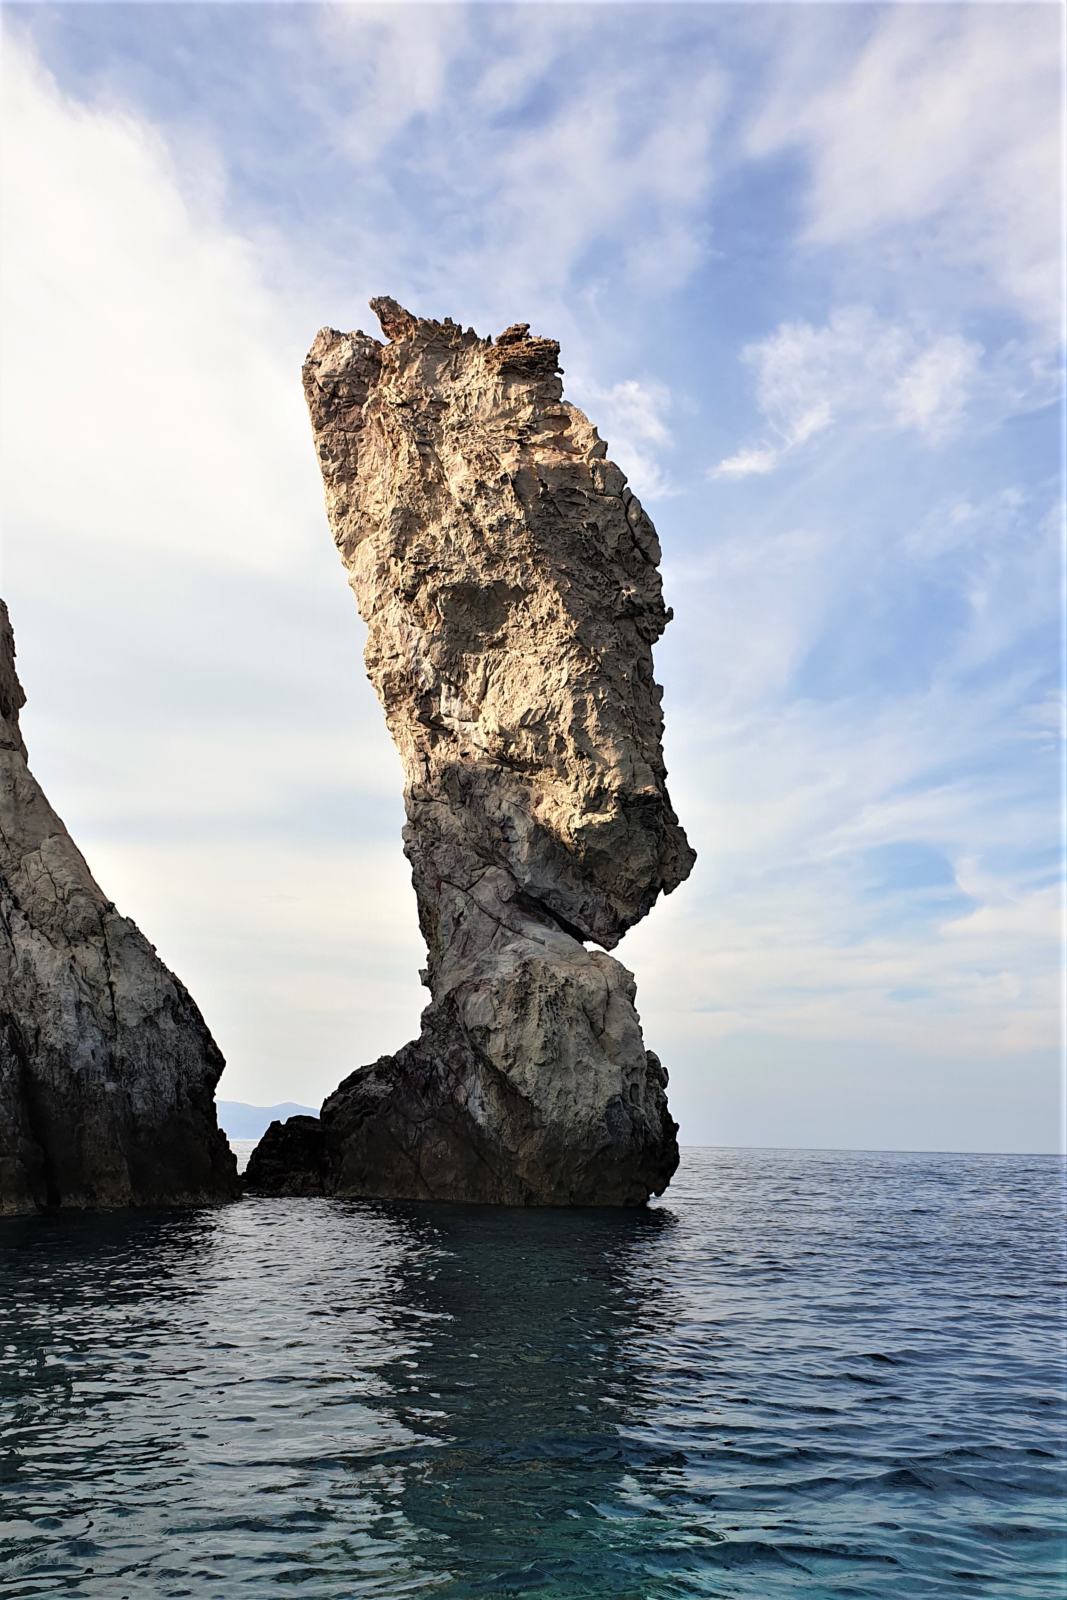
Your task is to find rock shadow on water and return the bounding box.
[338,1197,691,1596]
[4,1154,1064,1598]
[0,1193,691,1599]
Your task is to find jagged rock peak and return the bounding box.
[368,294,420,341]
[0,603,26,747]
[0,600,238,1214]
[248,300,695,1207]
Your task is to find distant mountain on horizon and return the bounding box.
[216,1100,319,1140]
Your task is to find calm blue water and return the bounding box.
[1,1147,1063,1598]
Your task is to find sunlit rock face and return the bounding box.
[0,601,238,1214]
[247,300,694,1206]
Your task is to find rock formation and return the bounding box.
[247,300,695,1206]
[0,601,238,1214]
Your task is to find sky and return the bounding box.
[0,2,1062,1152]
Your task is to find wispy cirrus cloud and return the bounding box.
[632,472,1062,1145]
[629,655,1060,1144]
[303,1,728,339]
[745,5,1064,339]
[710,307,982,478]
[570,375,678,500]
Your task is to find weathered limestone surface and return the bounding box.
[247,301,695,1206]
[0,602,238,1214]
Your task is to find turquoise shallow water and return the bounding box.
[1,1147,1064,1598]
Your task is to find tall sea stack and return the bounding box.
[247,301,695,1205]
[0,601,238,1214]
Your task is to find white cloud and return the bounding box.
[90,833,424,1107]
[305,4,726,332]
[0,34,321,575]
[908,488,1062,679]
[664,524,838,710]
[0,32,423,1105]
[710,306,982,477]
[747,6,1064,338]
[892,335,983,437]
[317,3,472,163]
[709,445,779,481]
[440,59,724,319]
[631,475,1062,1104]
[626,685,1061,1071]
[261,5,724,500]
[1,17,1058,1147]
[570,375,677,500]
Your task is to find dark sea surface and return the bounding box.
[1,1147,1064,1599]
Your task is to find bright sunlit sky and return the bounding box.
[0,4,1063,1151]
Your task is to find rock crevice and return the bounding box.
[247,302,695,1206]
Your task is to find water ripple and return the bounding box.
[0,1148,1063,1597]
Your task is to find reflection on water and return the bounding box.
[0,1149,1064,1597]
[365,1204,680,1595]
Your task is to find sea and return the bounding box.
[1,1147,1063,1598]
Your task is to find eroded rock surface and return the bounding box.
[0,601,237,1214]
[247,301,694,1206]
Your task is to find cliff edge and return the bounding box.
[0,601,238,1213]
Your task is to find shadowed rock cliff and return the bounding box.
[247,301,695,1206]
[0,601,238,1214]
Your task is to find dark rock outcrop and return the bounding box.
[246,301,694,1206]
[0,601,238,1214]
[243,1115,326,1195]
